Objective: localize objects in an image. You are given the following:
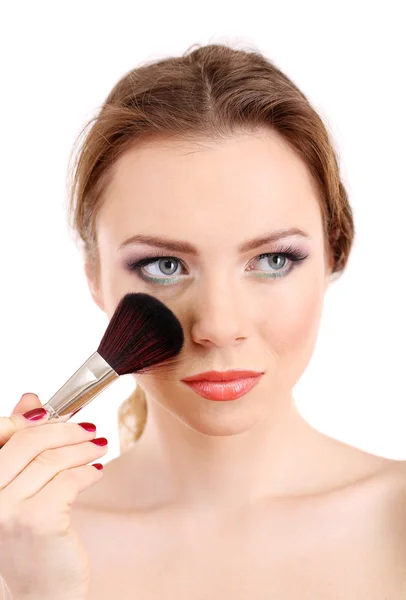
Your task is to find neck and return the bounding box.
[126,391,321,511]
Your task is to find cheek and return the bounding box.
[264,275,325,359]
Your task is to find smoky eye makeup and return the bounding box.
[123,251,184,285]
[121,243,310,285]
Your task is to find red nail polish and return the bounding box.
[78,422,96,432]
[92,463,104,470]
[91,437,108,446]
[23,408,48,421]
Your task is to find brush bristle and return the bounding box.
[97,293,184,376]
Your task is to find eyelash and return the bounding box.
[124,244,309,285]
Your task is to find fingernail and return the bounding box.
[78,422,96,432]
[92,463,104,470]
[23,408,48,421]
[91,437,108,446]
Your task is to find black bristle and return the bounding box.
[97,293,184,376]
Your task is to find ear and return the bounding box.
[84,261,105,312]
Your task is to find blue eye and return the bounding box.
[125,245,309,285]
[144,257,180,277]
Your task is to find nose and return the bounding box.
[189,279,250,348]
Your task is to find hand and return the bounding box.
[0,393,108,599]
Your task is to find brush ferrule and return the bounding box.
[43,352,119,419]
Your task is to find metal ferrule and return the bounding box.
[43,351,119,419]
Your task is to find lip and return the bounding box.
[183,375,262,401]
[182,370,263,382]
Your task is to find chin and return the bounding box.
[172,403,266,437]
[142,379,284,437]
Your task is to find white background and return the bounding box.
[0,1,404,463]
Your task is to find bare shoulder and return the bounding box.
[351,448,406,492]
[374,455,406,497]
[337,439,406,500]
[368,457,406,546]
[379,455,406,480]
[339,450,406,535]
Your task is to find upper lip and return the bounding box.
[182,370,264,382]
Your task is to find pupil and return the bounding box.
[161,259,176,275]
[270,254,285,269]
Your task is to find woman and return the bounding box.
[1,43,405,599]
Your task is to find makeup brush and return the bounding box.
[37,293,184,420]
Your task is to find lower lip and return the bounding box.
[183,376,262,401]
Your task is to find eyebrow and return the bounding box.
[118,227,309,255]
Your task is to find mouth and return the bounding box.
[182,370,263,382]
[182,371,264,401]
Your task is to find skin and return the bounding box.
[72,129,406,598]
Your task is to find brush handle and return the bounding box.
[42,352,119,420]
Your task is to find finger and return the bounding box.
[0,422,98,490]
[2,439,107,503]
[0,413,51,449]
[17,464,104,536]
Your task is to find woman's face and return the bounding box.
[87,129,333,435]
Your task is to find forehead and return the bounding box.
[96,130,323,247]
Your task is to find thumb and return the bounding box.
[0,393,49,448]
[11,392,43,416]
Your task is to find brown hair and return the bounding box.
[66,43,354,452]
